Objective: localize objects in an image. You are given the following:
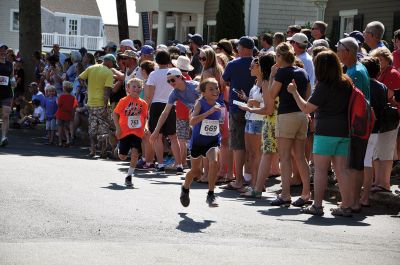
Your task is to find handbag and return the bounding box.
[380,88,400,133]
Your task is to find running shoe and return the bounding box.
[156,165,165,173]
[206,193,219,207]
[125,175,133,187]
[176,167,184,175]
[137,162,155,170]
[180,186,190,207]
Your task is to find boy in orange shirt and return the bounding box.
[113,78,148,187]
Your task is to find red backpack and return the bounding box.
[348,83,376,140]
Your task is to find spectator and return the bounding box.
[44,85,58,144]
[363,21,386,52]
[56,81,78,147]
[273,32,285,48]
[286,25,302,38]
[392,29,400,71]
[51,44,66,65]
[28,82,45,109]
[260,33,274,53]
[187,33,204,78]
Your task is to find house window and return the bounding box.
[10,9,19,32]
[339,9,358,37]
[207,20,216,43]
[68,19,78,35]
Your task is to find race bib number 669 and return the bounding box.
[200,119,219,136]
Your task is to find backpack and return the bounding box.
[348,83,376,140]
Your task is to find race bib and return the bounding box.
[200,119,219,136]
[128,115,141,129]
[0,76,9,86]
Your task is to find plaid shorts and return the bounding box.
[88,107,110,137]
[176,119,190,140]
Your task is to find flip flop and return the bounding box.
[220,183,242,190]
[361,203,371,208]
[371,185,392,193]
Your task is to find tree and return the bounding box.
[19,0,41,91]
[116,0,129,41]
[216,0,245,40]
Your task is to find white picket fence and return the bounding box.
[42,33,103,51]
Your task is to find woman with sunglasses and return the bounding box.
[198,47,233,183]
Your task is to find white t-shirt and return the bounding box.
[33,106,45,122]
[146,68,173,104]
[246,85,265,121]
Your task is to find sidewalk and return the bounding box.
[2,125,400,210]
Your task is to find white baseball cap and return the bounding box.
[120,39,136,51]
[287,33,309,45]
[166,67,182,77]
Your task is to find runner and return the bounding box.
[0,43,16,146]
[112,78,148,187]
[180,78,221,207]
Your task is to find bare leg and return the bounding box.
[270,153,281,176]
[277,137,294,200]
[360,167,373,206]
[183,157,202,189]
[178,139,188,167]
[206,147,219,191]
[154,134,164,164]
[293,139,311,200]
[312,154,331,207]
[333,157,352,208]
[255,153,273,192]
[232,149,245,187]
[168,134,182,166]
[1,106,11,139]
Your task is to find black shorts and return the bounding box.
[190,141,220,159]
[149,102,176,136]
[348,136,368,170]
[118,134,142,156]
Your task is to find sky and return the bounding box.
[96,0,139,26]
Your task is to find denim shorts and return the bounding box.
[46,119,57,131]
[245,119,263,134]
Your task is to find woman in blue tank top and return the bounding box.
[180,78,221,208]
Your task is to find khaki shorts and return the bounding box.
[373,128,398,161]
[275,112,308,140]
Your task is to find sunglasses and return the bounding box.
[199,56,207,62]
[167,75,180,84]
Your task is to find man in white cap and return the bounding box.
[288,33,315,89]
[0,43,16,146]
[120,39,136,53]
[149,67,200,174]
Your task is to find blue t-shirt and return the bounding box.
[222,57,256,113]
[32,91,46,109]
[346,62,370,101]
[298,52,315,90]
[275,66,309,114]
[167,80,200,110]
[45,96,58,119]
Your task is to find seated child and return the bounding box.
[18,99,44,127]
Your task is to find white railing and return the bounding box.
[42,33,104,51]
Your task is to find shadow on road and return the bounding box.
[101,182,135,190]
[176,213,215,233]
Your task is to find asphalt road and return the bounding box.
[0,129,399,265]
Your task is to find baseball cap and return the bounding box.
[336,37,359,52]
[166,67,182,77]
[103,42,117,49]
[188,33,203,46]
[103,54,118,67]
[157,44,168,51]
[0,43,8,49]
[175,44,187,55]
[287,33,309,45]
[120,39,136,51]
[120,50,138,59]
[139,45,154,56]
[344,31,364,44]
[238,36,255,49]
[28,82,38,87]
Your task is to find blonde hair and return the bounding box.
[127,77,143,89]
[275,42,295,65]
[62,81,73,93]
[370,47,393,64]
[45,84,56,92]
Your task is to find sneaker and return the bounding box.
[0,137,8,147]
[136,158,145,168]
[206,193,218,207]
[137,162,155,170]
[125,175,133,187]
[176,167,184,175]
[156,165,165,173]
[180,187,190,207]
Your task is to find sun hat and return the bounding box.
[171,56,194,72]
